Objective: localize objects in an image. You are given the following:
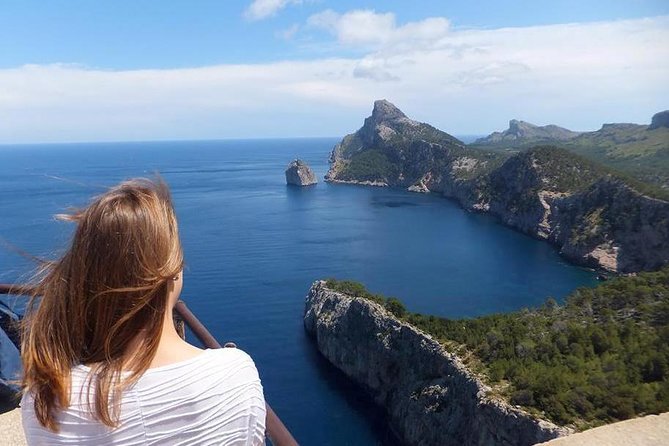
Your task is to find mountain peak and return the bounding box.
[649,110,669,130]
[371,99,407,123]
[508,119,537,134]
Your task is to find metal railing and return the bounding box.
[0,283,298,446]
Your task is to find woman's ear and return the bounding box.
[166,271,183,308]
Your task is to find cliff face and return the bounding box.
[327,101,669,273]
[549,179,669,272]
[304,281,570,446]
[440,148,669,272]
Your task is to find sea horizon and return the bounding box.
[0,134,489,147]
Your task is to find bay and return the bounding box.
[0,138,597,444]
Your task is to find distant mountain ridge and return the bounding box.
[326,100,669,273]
[474,120,581,145]
[473,111,669,189]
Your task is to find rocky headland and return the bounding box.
[325,100,669,273]
[285,159,317,186]
[324,99,478,192]
[304,280,570,446]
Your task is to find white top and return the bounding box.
[21,348,266,445]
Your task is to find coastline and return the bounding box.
[324,178,389,187]
[325,177,617,275]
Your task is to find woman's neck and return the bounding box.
[148,305,204,368]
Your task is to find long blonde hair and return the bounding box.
[21,178,184,431]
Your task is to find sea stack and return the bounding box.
[285,159,317,186]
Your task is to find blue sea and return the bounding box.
[0,138,597,444]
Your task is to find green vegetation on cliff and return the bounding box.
[490,145,669,201]
[338,150,398,182]
[324,279,408,318]
[325,270,669,428]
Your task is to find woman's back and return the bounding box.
[21,348,266,445]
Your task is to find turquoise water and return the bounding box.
[0,139,597,444]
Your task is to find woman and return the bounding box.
[20,178,266,445]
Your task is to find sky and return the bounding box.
[0,0,668,143]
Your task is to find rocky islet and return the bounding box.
[285,159,317,186]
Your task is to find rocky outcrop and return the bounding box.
[475,120,581,145]
[304,281,569,446]
[285,159,317,186]
[324,99,476,190]
[327,101,669,273]
[649,110,669,130]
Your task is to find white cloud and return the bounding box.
[244,0,301,21]
[0,16,667,143]
[276,24,300,40]
[353,59,400,82]
[307,9,450,48]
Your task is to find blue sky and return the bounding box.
[0,0,668,143]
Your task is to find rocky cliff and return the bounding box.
[326,101,669,273]
[304,281,569,446]
[454,148,669,272]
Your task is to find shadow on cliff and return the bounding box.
[303,338,402,445]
